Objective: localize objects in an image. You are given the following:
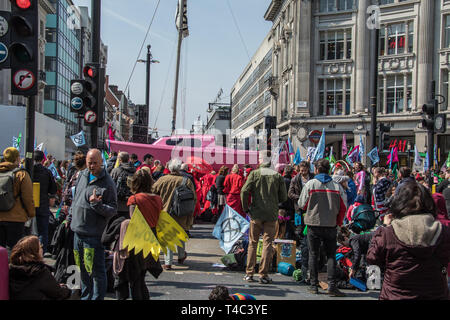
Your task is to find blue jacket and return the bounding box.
[70,168,117,238]
[347,179,357,207]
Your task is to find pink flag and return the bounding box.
[387,147,399,165]
[342,134,348,158]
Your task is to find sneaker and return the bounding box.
[162,265,172,270]
[327,287,346,297]
[178,253,187,264]
[243,275,256,282]
[259,276,273,284]
[307,286,319,294]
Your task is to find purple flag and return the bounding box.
[342,134,348,158]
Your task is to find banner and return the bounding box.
[70,131,86,147]
[294,147,303,165]
[48,163,61,180]
[212,205,250,254]
[414,145,422,167]
[359,135,365,160]
[342,134,348,158]
[367,147,379,165]
[311,128,326,162]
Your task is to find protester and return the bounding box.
[346,170,358,207]
[354,162,370,203]
[69,149,118,300]
[367,181,450,300]
[276,165,295,239]
[208,285,256,300]
[111,152,136,218]
[130,154,141,169]
[298,159,347,296]
[437,168,450,193]
[372,167,392,221]
[62,152,86,210]
[223,164,245,217]
[111,169,163,300]
[152,159,196,270]
[106,151,118,174]
[0,147,35,251]
[215,166,229,215]
[395,167,414,195]
[8,235,72,300]
[152,165,165,182]
[137,154,154,172]
[241,151,287,284]
[32,150,57,255]
[151,160,161,172]
[180,163,195,187]
[346,195,365,224]
[288,160,313,283]
[59,160,70,181]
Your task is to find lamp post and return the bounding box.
[137,45,159,143]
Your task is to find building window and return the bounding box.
[44,86,56,101]
[445,15,450,48]
[284,83,289,117]
[380,22,414,56]
[382,74,412,114]
[320,29,352,61]
[319,0,354,13]
[319,78,351,116]
[45,28,57,43]
[443,70,449,111]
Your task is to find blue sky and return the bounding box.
[72,0,272,136]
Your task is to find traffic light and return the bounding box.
[0,11,11,70]
[9,0,39,96]
[83,62,105,127]
[421,102,447,133]
[379,123,390,152]
[70,79,88,114]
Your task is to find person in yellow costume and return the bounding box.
[118,169,188,299]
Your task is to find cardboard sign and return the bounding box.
[274,239,296,266]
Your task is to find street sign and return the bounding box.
[84,110,97,124]
[0,16,8,37]
[309,130,322,145]
[12,69,35,91]
[71,97,83,111]
[0,42,7,63]
[71,81,83,95]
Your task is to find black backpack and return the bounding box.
[206,184,218,206]
[116,170,133,201]
[350,204,378,234]
[169,177,196,217]
[0,168,23,212]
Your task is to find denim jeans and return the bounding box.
[35,207,50,253]
[164,242,186,266]
[307,226,337,288]
[73,233,107,300]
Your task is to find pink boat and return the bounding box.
[107,134,288,172]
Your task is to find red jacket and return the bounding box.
[223,173,244,195]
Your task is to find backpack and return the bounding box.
[206,184,218,205]
[116,170,133,201]
[169,177,196,217]
[0,168,22,212]
[349,204,378,234]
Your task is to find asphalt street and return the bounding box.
[114,222,379,301]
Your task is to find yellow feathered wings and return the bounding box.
[122,206,189,262]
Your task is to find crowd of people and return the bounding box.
[0,145,449,300]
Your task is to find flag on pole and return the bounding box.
[312,129,326,162]
[359,135,365,160]
[424,151,429,171]
[48,163,61,180]
[212,205,250,254]
[102,151,109,169]
[387,147,399,168]
[367,147,380,165]
[414,145,421,167]
[35,143,44,151]
[346,145,360,165]
[287,138,294,155]
[176,0,189,38]
[294,147,303,165]
[12,137,20,151]
[70,131,86,148]
[342,134,348,158]
[306,147,316,162]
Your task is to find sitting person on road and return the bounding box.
[208,285,256,300]
[8,235,72,300]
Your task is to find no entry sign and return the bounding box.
[13,69,35,91]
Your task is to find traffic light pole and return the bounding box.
[370,27,380,167]
[25,95,35,177]
[91,0,101,148]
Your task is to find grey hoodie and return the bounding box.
[70,168,118,238]
[391,213,442,247]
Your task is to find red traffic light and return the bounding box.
[83,65,97,78]
[15,0,32,10]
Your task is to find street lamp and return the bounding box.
[137,45,159,142]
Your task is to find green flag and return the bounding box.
[446,152,450,168]
[103,150,109,161]
[393,163,398,180]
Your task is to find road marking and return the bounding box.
[214,273,223,275]
[175,272,184,275]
